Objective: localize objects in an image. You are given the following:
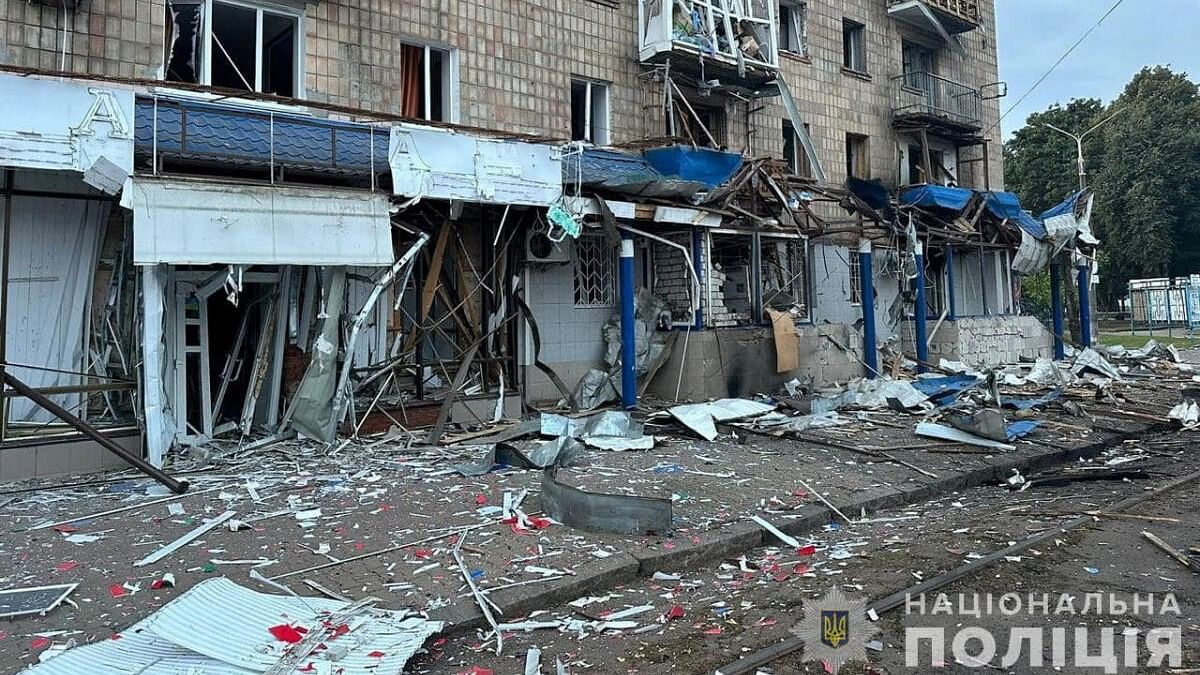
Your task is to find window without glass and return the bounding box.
[901,40,937,92]
[842,18,866,72]
[761,236,809,320]
[779,2,808,56]
[845,133,869,179]
[165,0,300,97]
[400,43,454,122]
[570,78,610,145]
[782,120,812,177]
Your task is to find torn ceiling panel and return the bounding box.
[388,124,562,207]
[0,72,134,193]
[122,178,395,266]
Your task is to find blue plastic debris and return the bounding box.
[910,374,981,403]
[642,146,743,189]
[1001,390,1062,411]
[653,464,684,475]
[1006,421,1040,440]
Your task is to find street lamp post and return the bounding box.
[1041,109,1123,349]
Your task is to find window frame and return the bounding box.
[570,77,611,146]
[573,231,617,308]
[759,233,811,323]
[400,41,460,123]
[841,18,867,73]
[848,250,862,306]
[779,1,808,57]
[782,119,813,177]
[845,132,869,180]
[199,0,305,98]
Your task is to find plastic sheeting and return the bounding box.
[642,146,743,190]
[898,184,974,211]
[5,193,107,422]
[287,269,347,442]
[983,191,1046,239]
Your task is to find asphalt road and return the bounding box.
[413,429,1199,674]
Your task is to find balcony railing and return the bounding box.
[891,72,982,129]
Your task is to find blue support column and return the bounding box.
[1049,260,1065,359]
[945,245,958,320]
[691,228,705,329]
[860,240,879,378]
[1077,255,1092,348]
[619,233,637,409]
[914,241,929,373]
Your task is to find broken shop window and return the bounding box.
[760,235,810,321]
[648,233,702,326]
[165,0,300,97]
[400,42,455,122]
[706,232,807,327]
[570,78,611,145]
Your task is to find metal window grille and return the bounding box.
[849,252,862,304]
[574,234,616,307]
[761,237,809,320]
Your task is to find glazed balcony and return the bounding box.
[888,0,981,35]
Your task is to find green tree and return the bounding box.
[1004,98,1107,216]
[1091,66,1200,307]
[1004,98,1106,339]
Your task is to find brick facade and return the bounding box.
[1,0,1001,187]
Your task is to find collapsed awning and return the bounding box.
[122,178,395,266]
[983,191,1046,239]
[899,184,974,211]
[389,124,561,207]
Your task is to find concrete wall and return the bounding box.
[905,315,1054,368]
[811,243,903,339]
[644,322,867,401]
[0,431,138,481]
[1,0,1002,189]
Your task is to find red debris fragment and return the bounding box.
[108,584,126,598]
[367,651,386,658]
[268,624,309,644]
[793,563,812,575]
[328,623,350,638]
[456,668,494,675]
[703,626,723,635]
[797,545,817,556]
[110,633,122,640]
[663,542,676,550]
[55,561,77,572]
[30,637,50,650]
[754,618,778,628]
[52,524,76,534]
[432,637,448,647]
[354,542,366,551]
[474,494,488,506]
[664,605,685,621]
[297,663,316,672]
[413,548,433,559]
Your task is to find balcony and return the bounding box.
[888,0,980,35]
[891,72,983,137]
[638,0,779,88]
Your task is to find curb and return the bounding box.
[434,419,1169,633]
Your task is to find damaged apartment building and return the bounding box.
[0,0,1096,482]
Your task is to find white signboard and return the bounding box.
[388,124,562,207]
[0,72,135,193]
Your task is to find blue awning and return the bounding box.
[1039,190,1086,221]
[564,148,706,198]
[983,191,1046,239]
[898,184,975,211]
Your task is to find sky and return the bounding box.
[995,0,1200,139]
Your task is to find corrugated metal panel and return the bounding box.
[389,124,562,206]
[123,178,395,266]
[25,578,443,675]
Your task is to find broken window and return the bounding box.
[845,133,869,179]
[570,78,610,145]
[164,0,300,97]
[848,250,862,305]
[779,1,808,56]
[400,43,455,121]
[842,18,866,73]
[573,232,616,307]
[782,119,812,177]
[709,233,755,327]
[760,235,809,320]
